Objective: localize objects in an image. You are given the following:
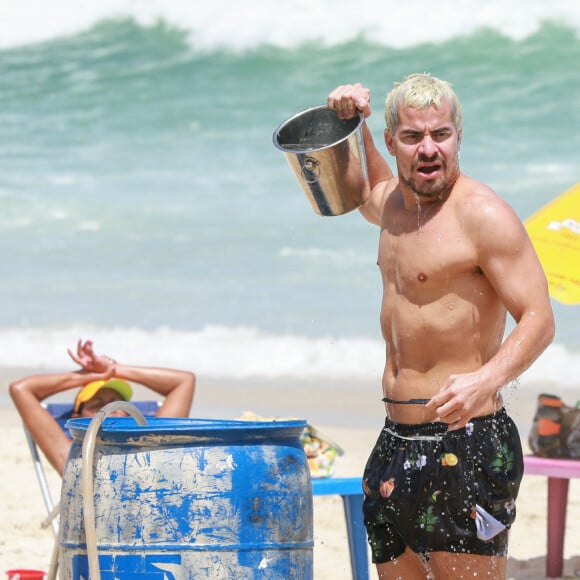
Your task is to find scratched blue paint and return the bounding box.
[59,418,313,579]
[73,553,183,579]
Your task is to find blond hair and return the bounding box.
[384,73,462,133]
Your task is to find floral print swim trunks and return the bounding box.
[362,408,523,562]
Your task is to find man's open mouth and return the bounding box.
[417,164,441,176]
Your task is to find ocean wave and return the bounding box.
[0,325,578,391]
[2,0,579,51]
[0,324,384,380]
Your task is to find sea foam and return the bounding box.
[2,0,580,50]
[0,325,577,391]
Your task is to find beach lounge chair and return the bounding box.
[23,400,161,536]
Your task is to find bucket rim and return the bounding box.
[272,103,364,153]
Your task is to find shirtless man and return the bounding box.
[10,339,195,476]
[327,74,554,579]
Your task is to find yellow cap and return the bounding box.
[74,378,132,413]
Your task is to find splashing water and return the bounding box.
[500,378,521,416]
[414,193,423,236]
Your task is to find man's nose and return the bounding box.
[419,135,438,157]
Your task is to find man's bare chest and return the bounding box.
[377,217,480,299]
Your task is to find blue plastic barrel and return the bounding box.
[59,417,313,579]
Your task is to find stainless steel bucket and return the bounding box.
[273,105,369,216]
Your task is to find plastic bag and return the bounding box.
[300,424,344,478]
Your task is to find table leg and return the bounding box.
[342,494,369,580]
[546,477,569,578]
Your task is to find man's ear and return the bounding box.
[384,129,395,156]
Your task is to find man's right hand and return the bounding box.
[327,83,372,119]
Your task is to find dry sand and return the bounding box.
[1,370,579,578]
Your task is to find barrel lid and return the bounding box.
[65,416,308,444]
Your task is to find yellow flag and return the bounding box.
[525,182,580,305]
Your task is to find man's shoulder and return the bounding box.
[454,174,496,199]
[374,175,399,197]
[454,175,525,249]
[454,175,515,219]
[361,177,400,225]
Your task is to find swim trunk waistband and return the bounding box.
[383,407,508,439]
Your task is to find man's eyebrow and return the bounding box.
[400,126,453,134]
[432,126,453,133]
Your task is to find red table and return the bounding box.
[523,455,580,578]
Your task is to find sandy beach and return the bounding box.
[1,370,579,579]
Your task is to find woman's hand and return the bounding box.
[68,339,116,375]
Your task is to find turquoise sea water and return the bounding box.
[0,0,579,389]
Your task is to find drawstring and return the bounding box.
[383,427,445,442]
[382,396,431,405]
